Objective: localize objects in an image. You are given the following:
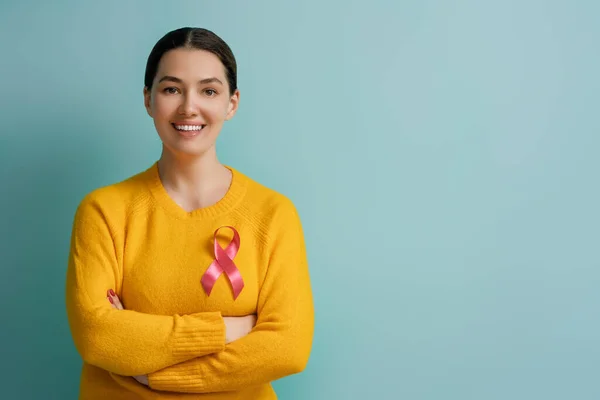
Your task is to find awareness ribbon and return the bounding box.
[200,226,244,299]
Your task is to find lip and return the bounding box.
[171,121,206,126]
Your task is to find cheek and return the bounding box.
[152,97,178,119]
[210,99,232,119]
[195,103,224,124]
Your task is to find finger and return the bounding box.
[107,296,118,309]
[107,289,124,310]
[113,294,124,310]
[106,291,117,308]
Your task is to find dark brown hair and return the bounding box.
[144,27,237,95]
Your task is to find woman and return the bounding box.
[65,27,314,399]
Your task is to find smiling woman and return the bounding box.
[65,27,314,399]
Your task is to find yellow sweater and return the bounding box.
[65,162,314,399]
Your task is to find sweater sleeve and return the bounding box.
[147,202,315,393]
[65,195,226,376]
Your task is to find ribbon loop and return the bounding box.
[200,226,244,299]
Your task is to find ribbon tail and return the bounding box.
[215,247,244,299]
[229,270,244,299]
[201,261,222,296]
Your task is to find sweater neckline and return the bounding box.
[145,161,246,220]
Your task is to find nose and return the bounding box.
[178,92,199,116]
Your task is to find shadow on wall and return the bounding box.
[0,111,120,398]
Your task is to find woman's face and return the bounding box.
[144,48,239,158]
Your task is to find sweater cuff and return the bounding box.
[171,312,226,358]
[148,362,206,393]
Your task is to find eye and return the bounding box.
[163,87,180,94]
[204,88,218,97]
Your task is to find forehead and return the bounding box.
[155,48,226,81]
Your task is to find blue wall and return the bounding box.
[1,1,599,398]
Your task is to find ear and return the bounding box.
[225,89,240,121]
[143,87,153,117]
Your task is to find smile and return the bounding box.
[172,123,206,131]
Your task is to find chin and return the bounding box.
[162,141,216,159]
[155,126,218,157]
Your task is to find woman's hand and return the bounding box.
[107,290,149,386]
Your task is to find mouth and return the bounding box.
[171,123,206,137]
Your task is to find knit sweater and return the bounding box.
[65,162,314,399]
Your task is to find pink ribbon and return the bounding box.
[201,226,244,299]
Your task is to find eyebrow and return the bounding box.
[157,76,223,85]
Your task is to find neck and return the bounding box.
[157,147,231,209]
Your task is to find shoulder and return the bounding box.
[74,165,153,224]
[233,167,299,216]
[233,169,307,253]
[231,167,303,236]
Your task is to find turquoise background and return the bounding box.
[1,1,599,398]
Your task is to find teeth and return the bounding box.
[174,124,204,131]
